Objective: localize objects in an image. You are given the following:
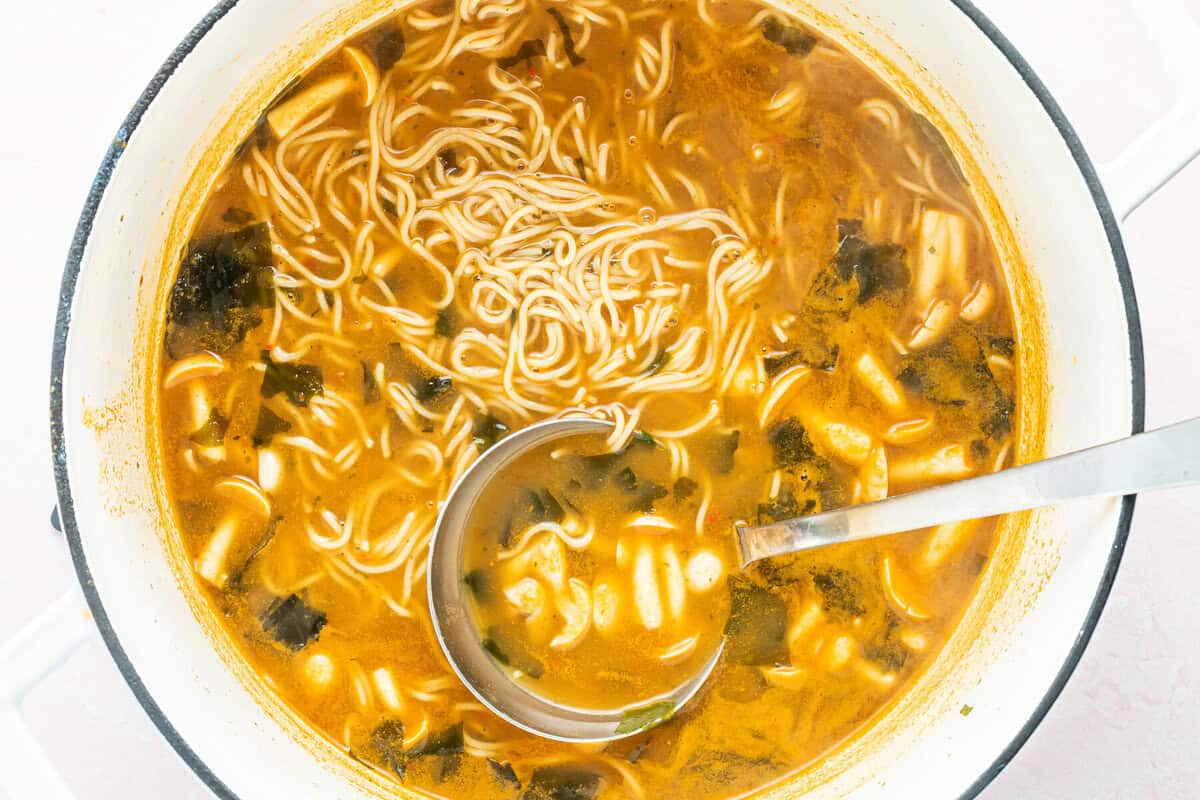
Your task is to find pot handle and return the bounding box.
[0,588,92,800]
[1101,0,1200,220]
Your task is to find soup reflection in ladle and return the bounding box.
[428,416,1200,742]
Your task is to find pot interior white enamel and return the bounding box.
[51,0,1141,798]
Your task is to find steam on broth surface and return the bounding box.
[158,0,1018,797]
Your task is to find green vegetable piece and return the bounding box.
[474,413,511,452]
[499,39,547,70]
[465,569,500,604]
[483,625,545,678]
[488,759,521,790]
[522,766,603,800]
[435,305,459,337]
[703,429,740,474]
[644,348,671,375]
[414,374,453,403]
[725,575,789,665]
[912,113,966,182]
[189,408,229,447]
[362,361,380,404]
[833,219,909,304]
[260,593,326,650]
[811,566,866,618]
[251,405,292,447]
[960,704,974,717]
[767,418,815,468]
[615,701,675,735]
[760,17,817,57]
[673,476,699,500]
[260,351,323,405]
[632,430,658,447]
[370,24,406,71]
[221,207,254,225]
[371,719,406,778]
[166,222,275,355]
[547,8,586,66]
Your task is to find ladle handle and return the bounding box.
[737,417,1200,567]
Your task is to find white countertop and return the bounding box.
[1,1,1196,797]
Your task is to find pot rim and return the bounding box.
[47,2,1146,798]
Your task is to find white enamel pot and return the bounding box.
[4,0,1198,797]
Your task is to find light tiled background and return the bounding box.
[1,1,1197,797]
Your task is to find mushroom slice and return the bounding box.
[811,417,873,466]
[859,446,889,503]
[960,279,995,322]
[258,448,284,493]
[301,652,336,693]
[633,543,664,631]
[657,635,699,665]
[684,550,724,593]
[762,665,807,690]
[214,475,272,518]
[592,579,620,633]
[266,74,356,139]
[372,667,406,712]
[195,513,239,588]
[880,556,932,620]
[883,418,934,446]
[919,519,981,573]
[164,352,225,389]
[342,46,380,106]
[824,635,856,671]
[757,365,813,427]
[550,578,592,650]
[907,298,956,351]
[890,443,974,485]
[504,577,548,620]
[661,544,686,622]
[853,352,905,415]
[626,514,676,532]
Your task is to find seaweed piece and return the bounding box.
[362,361,380,404]
[228,515,284,587]
[763,339,839,375]
[614,466,638,492]
[166,223,275,355]
[414,374,454,403]
[632,430,658,447]
[411,721,464,783]
[547,8,586,67]
[371,719,407,778]
[718,664,769,702]
[756,486,804,525]
[989,336,1016,357]
[261,351,323,405]
[221,207,254,225]
[260,593,326,650]
[865,640,909,671]
[644,348,671,375]
[474,413,511,452]
[465,568,500,604]
[499,39,547,70]
[488,759,521,790]
[760,17,817,57]
[625,740,650,764]
[189,408,229,447]
[811,566,866,618]
[437,149,459,175]
[435,305,459,337]
[683,750,777,787]
[615,702,674,735]
[370,24,406,71]
[912,113,966,182]
[673,476,699,500]
[702,429,740,474]
[895,331,1013,439]
[251,405,292,447]
[627,481,669,513]
[522,766,604,800]
[725,575,789,665]
[833,219,909,304]
[483,625,545,678]
[767,418,815,468]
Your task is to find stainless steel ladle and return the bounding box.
[427,415,1200,742]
